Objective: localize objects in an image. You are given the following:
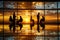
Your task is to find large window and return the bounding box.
[0,1,59,40]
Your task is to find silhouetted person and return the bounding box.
[30,16,34,30]
[13,12,15,32]
[40,16,45,30]
[9,16,13,31]
[17,16,23,30]
[37,13,40,32]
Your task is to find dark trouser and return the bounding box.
[13,24,15,33]
[19,24,23,30]
[37,24,40,32]
[30,23,34,30]
[13,26,15,33]
[42,26,45,30]
[40,24,45,30]
[30,25,32,30]
[9,24,13,31]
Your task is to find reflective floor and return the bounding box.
[0,24,60,40]
[0,36,60,40]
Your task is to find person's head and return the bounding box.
[42,16,45,18]
[20,16,22,18]
[10,16,12,18]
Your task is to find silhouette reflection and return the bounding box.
[9,16,13,31]
[9,12,45,33]
[37,13,40,32]
[13,12,16,33]
[30,16,34,30]
[17,16,23,30]
[40,16,45,30]
[9,12,23,32]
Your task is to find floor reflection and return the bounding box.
[0,36,59,40]
[0,24,60,40]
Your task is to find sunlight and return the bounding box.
[23,17,30,23]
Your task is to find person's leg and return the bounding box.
[31,26,32,30]
[9,25,11,31]
[37,24,40,32]
[30,24,32,30]
[20,26,21,30]
[42,25,45,30]
[20,24,23,30]
[13,26,15,33]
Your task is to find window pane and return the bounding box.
[58,10,60,35]
[32,2,44,9]
[45,10,58,36]
[4,1,17,9]
[0,11,3,37]
[0,1,3,8]
[45,2,57,9]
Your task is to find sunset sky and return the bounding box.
[0,1,60,24]
[0,1,60,9]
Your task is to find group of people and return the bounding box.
[37,13,45,32]
[30,12,45,32]
[9,12,23,32]
[9,12,45,32]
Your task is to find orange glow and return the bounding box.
[3,15,60,24]
[0,25,60,33]
[23,17,30,23]
[0,10,60,24]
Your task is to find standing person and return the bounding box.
[13,12,16,33]
[17,16,23,30]
[37,12,40,32]
[40,16,45,30]
[9,16,13,31]
[30,16,34,30]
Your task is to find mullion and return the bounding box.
[2,8,59,10]
[3,1,4,40]
[44,1,45,40]
[17,2,19,39]
[57,1,59,40]
[4,0,56,2]
[16,1,18,34]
